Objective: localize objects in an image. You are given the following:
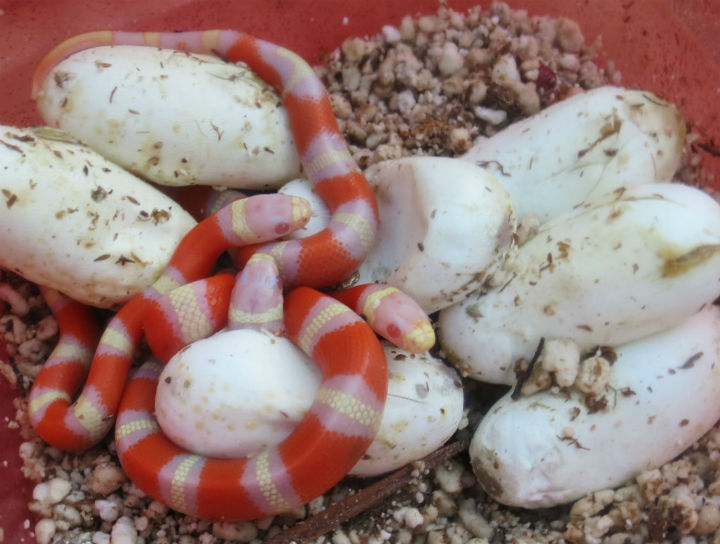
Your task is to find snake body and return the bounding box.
[27,30,434,520]
[118,287,388,519]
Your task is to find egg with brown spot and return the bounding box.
[439,183,720,384]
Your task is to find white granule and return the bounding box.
[94,498,121,522]
[110,516,138,544]
[32,478,72,506]
[34,519,56,544]
[540,338,581,387]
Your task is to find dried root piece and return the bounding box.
[265,440,468,544]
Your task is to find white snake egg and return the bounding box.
[357,156,516,314]
[36,45,300,190]
[349,343,464,477]
[460,86,685,224]
[0,125,196,309]
[439,182,720,384]
[470,305,720,508]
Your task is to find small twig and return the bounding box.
[698,141,720,158]
[641,93,669,108]
[511,337,545,400]
[263,440,468,544]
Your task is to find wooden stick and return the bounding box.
[264,440,468,544]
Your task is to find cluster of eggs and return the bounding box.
[2,43,718,511]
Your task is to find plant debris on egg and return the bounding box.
[470,306,720,509]
[0,125,196,308]
[36,46,301,190]
[460,86,686,224]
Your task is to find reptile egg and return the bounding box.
[349,342,464,477]
[0,125,196,309]
[439,182,720,384]
[461,86,686,224]
[274,158,516,315]
[35,45,300,190]
[356,157,516,314]
[470,305,720,508]
[155,328,320,459]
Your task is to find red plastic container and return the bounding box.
[0,1,718,541]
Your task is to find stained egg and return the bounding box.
[439,182,720,384]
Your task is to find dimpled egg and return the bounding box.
[275,158,517,314]
[357,157,516,314]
